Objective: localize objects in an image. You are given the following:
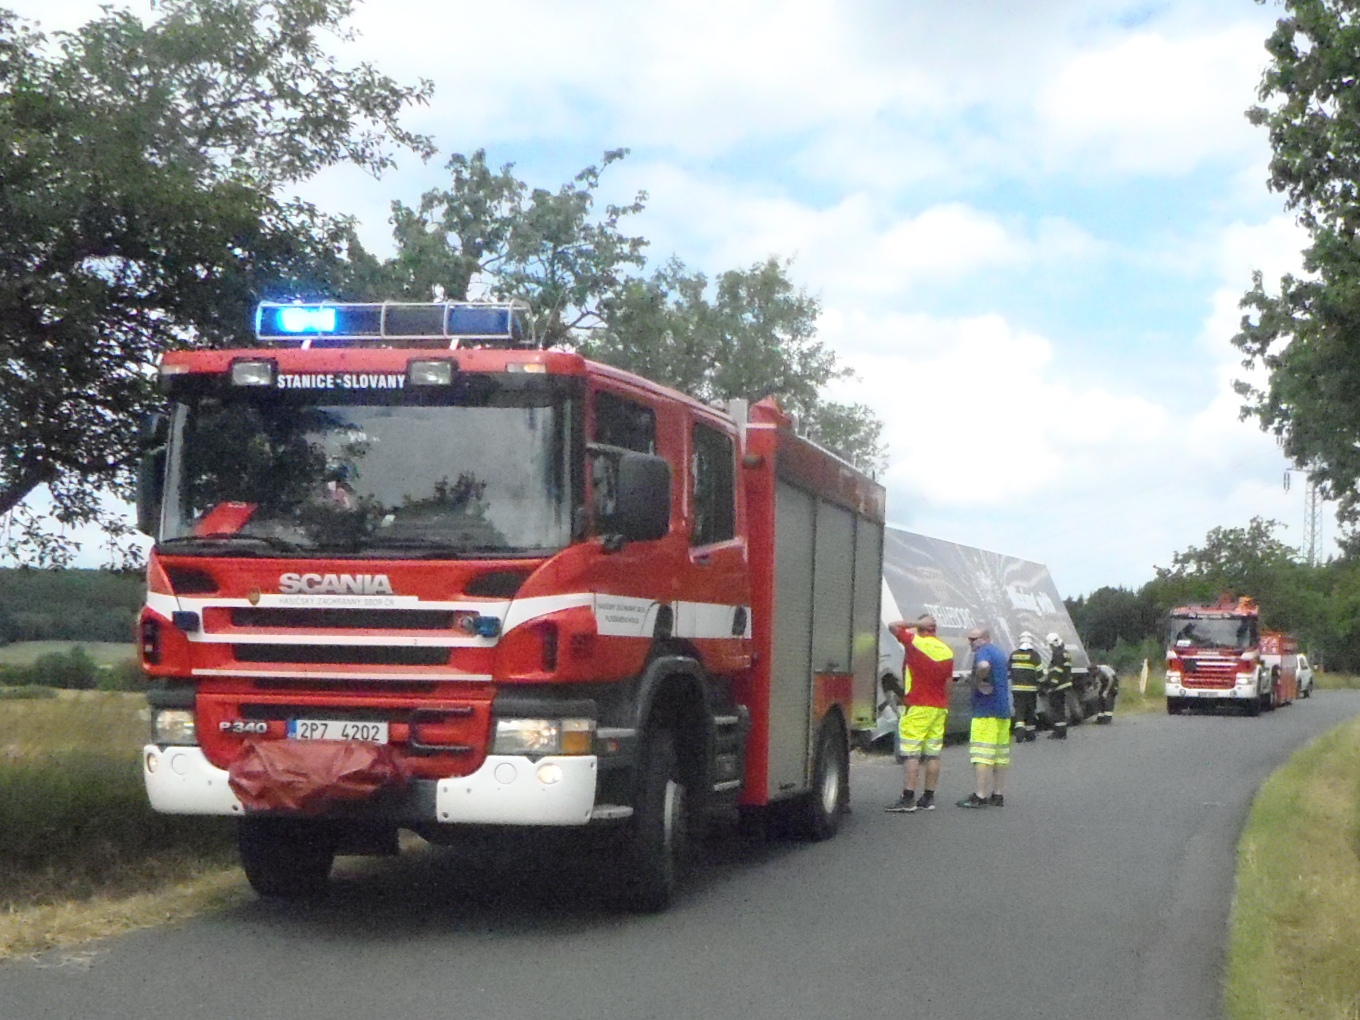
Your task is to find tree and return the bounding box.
[372,154,887,472]
[586,257,885,472]
[1066,586,1163,652]
[366,148,648,346]
[1234,0,1360,529]
[0,0,433,566]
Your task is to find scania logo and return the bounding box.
[278,572,394,596]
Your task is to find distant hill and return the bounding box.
[0,568,142,646]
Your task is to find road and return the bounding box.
[4,691,1358,1020]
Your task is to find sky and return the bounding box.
[5,0,1335,597]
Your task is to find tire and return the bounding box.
[624,730,688,913]
[1166,697,1184,715]
[1243,695,1261,717]
[238,817,337,899]
[794,718,849,842]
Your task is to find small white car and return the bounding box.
[1297,654,1315,698]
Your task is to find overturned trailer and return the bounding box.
[861,527,1091,746]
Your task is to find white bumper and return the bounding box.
[1164,676,1258,700]
[143,745,600,826]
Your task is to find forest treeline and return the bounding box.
[0,568,141,646]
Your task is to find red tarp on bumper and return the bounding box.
[227,739,409,814]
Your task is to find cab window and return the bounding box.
[691,423,735,546]
[594,390,656,453]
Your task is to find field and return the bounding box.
[0,640,136,667]
[0,691,240,958]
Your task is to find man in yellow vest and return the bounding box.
[884,614,955,813]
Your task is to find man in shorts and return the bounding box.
[884,614,954,813]
[958,627,1012,808]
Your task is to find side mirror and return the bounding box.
[135,412,169,538]
[136,447,166,537]
[138,412,168,448]
[613,452,671,542]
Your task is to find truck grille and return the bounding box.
[1182,655,1238,687]
[233,644,450,666]
[230,608,453,630]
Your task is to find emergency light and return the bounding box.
[255,301,533,347]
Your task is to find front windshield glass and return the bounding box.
[1167,616,1258,650]
[160,376,577,557]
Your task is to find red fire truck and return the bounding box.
[135,300,885,911]
[1163,595,1298,716]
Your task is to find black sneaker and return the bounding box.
[956,793,988,809]
[988,793,1004,807]
[885,793,918,813]
[918,793,935,811]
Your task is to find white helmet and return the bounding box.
[1018,637,1033,650]
[1046,632,1063,647]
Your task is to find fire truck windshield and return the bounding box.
[158,380,577,558]
[1167,615,1258,650]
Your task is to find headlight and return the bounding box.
[152,709,198,746]
[493,717,594,756]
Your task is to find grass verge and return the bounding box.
[0,692,241,959]
[1224,709,1360,1019]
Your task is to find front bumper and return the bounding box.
[143,744,602,826]
[1164,678,1256,700]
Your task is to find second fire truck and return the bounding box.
[1163,595,1298,716]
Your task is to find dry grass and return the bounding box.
[0,865,248,961]
[1225,714,1360,1020]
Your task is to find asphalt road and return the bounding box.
[4,690,1359,1020]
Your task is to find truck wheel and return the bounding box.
[794,718,849,842]
[1166,698,1184,715]
[624,730,687,913]
[238,817,337,899]
[1243,695,1261,717]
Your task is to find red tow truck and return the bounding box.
[1163,595,1298,716]
[135,300,885,910]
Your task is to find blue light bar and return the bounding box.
[276,306,336,334]
[255,301,532,347]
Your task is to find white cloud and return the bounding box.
[1036,25,1271,175]
[823,311,1167,510]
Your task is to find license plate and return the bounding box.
[287,718,389,743]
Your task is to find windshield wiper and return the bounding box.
[158,533,304,556]
[357,538,476,559]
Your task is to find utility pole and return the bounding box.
[1284,465,1324,566]
[1303,476,1323,567]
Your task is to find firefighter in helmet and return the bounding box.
[1042,632,1072,740]
[1092,663,1119,724]
[1008,635,1042,742]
